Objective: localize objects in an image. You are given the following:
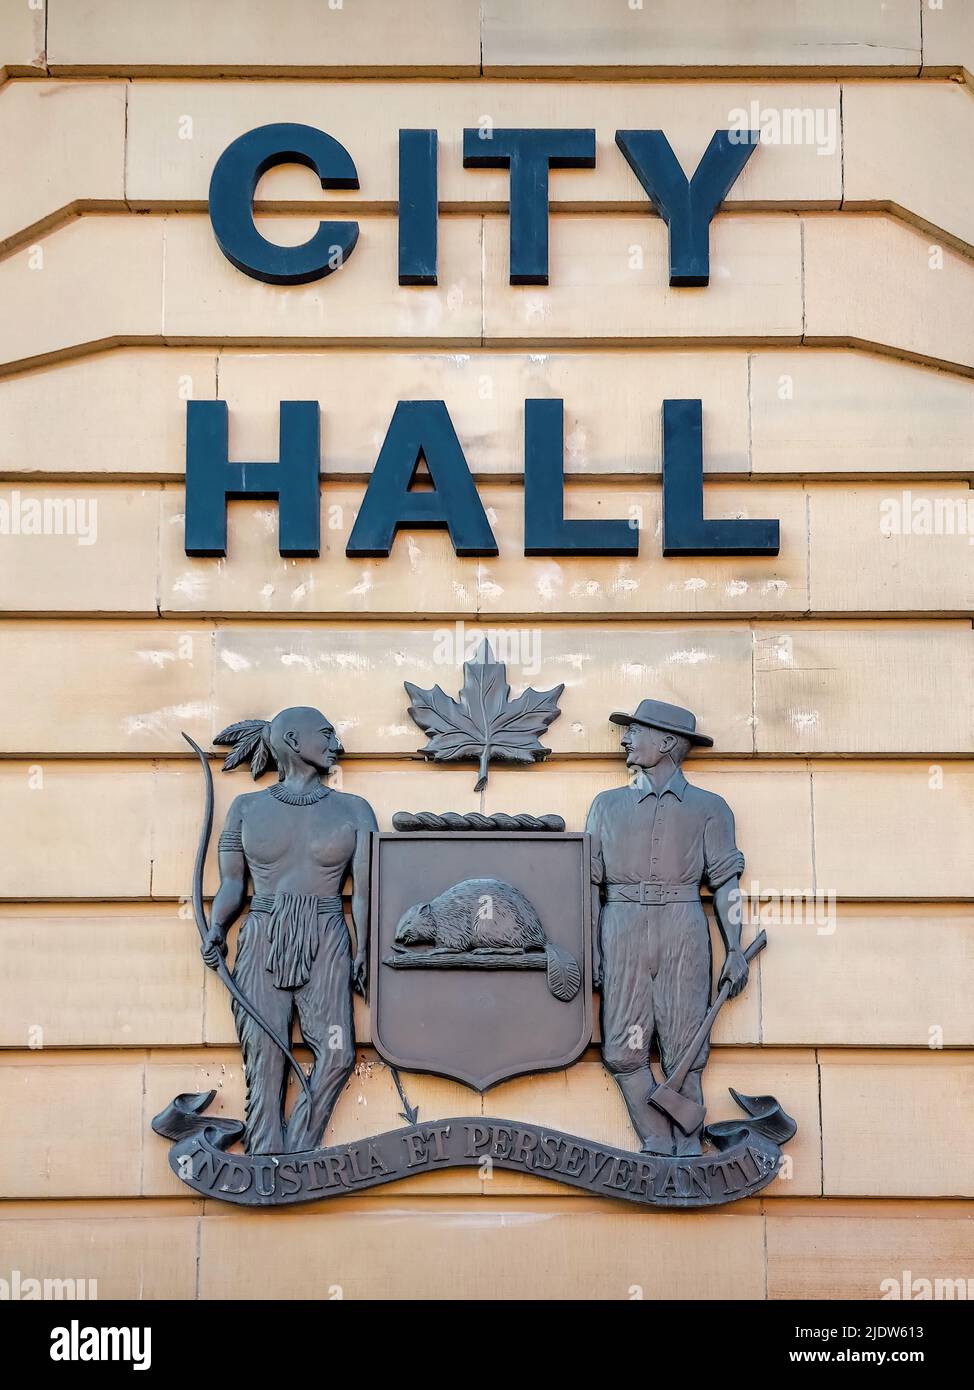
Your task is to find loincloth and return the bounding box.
[249,893,344,989]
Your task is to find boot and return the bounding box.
[612,1067,675,1154]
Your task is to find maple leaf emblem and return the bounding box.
[404,641,564,792]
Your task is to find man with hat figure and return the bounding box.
[585,699,749,1156]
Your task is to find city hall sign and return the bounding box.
[184,122,781,561]
[153,124,800,1208]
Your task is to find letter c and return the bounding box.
[208,122,360,284]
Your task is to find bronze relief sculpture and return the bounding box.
[386,876,583,1002]
[405,639,563,790]
[587,697,756,1157]
[190,707,375,1155]
[153,648,795,1206]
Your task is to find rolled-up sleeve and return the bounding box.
[703,799,745,890]
[585,797,605,884]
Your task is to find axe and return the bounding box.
[647,930,767,1135]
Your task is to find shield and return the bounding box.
[369,831,593,1091]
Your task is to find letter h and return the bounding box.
[185,400,320,557]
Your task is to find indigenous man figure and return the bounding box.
[202,707,377,1155]
[585,699,748,1157]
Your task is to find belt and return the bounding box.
[250,895,344,916]
[604,882,700,905]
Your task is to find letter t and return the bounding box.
[463,128,596,284]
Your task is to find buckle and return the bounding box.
[639,881,661,905]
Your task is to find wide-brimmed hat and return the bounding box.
[609,698,714,747]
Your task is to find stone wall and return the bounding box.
[0,0,971,1300]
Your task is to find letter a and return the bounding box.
[346,401,497,557]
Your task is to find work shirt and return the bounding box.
[586,767,744,895]
[587,766,744,1082]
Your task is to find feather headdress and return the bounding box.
[213,719,276,779]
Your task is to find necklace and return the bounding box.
[269,781,329,806]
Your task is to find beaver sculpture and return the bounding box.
[392,877,581,1002]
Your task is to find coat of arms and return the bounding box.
[153,643,796,1207]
